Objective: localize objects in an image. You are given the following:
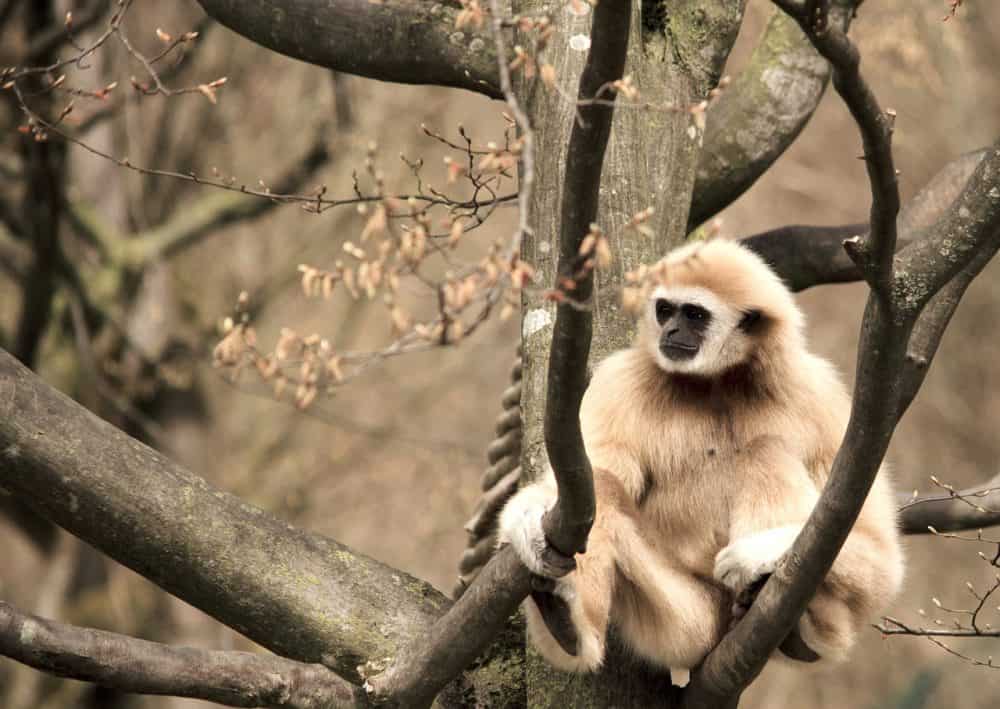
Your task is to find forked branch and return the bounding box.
[0,601,365,709]
[686,2,1000,704]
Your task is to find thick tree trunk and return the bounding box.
[517,0,745,704]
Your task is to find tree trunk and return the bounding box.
[518,0,745,705]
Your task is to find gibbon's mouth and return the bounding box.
[661,342,698,360]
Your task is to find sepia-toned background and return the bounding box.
[2,0,999,706]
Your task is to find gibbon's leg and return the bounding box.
[497,468,616,672]
[500,466,723,680]
[795,502,904,661]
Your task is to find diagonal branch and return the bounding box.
[194,0,499,98]
[742,148,989,292]
[126,122,332,265]
[900,474,1000,534]
[0,600,366,709]
[688,1,949,702]
[0,348,447,683]
[690,1,854,230]
[541,0,630,559]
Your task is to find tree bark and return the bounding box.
[195,0,500,97]
[0,349,445,683]
[517,0,746,704]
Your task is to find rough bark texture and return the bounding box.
[690,3,851,230]
[0,601,365,709]
[195,0,500,97]
[0,350,446,683]
[517,0,746,704]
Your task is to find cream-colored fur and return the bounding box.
[498,239,904,679]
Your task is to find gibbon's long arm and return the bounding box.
[715,436,903,661]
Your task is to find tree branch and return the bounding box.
[899,475,1000,535]
[24,0,111,62]
[690,1,853,230]
[194,0,499,98]
[892,146,1000,317]
[0,600,366,709]
[12,0,66,368]
[0,348,447,683]
[127,123,332,264]
[687,2,911,702]
[541,0,630,559]
[741,147,988,292]
[741,222,866,291]
[365,4,632,704]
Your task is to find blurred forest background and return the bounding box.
[2,0,1000,707]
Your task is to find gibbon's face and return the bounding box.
[646,285,761,377]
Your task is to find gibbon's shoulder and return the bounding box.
[589,347,652,391]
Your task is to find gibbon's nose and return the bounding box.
[666,327,680,338]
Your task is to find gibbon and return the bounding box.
[499,239,903,685]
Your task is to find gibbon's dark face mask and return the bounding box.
[655,298,711,361]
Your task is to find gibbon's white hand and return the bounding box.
[498,485,576,578]
[713,525,801,594]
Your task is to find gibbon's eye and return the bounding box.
[681,303,710,322]
[739,309,762,332]
[655,299,675,325]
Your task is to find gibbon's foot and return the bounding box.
[728,572,820,663]
[729,574,768,627]
[530,585,580,656]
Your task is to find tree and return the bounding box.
[2,0,1000,707]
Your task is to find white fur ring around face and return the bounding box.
[713,525,802,593]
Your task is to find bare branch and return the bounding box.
[542,0,630,559]
[742,149,990,292]
[24,0,111,62]
[741,223,867,291]
[12,0,66,368]
[194,0,499,97]
[691,2,853,230]
[0,600,366,708]
[690,2,1000,700]
[688,2,906,701]
[0,348,447,682]
[900,474,1000,534]
[876,617,1000,639]
[366,547,531,708]
[128,123,332,264]
[893,145,1000,316]
[365,3,632,704]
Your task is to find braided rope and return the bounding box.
[452,348,523,599]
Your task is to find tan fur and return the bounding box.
[499,239,904,677]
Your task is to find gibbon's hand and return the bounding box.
[713,525,800,596]
[499,489,577,578]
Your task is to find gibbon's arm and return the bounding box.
[713,436,904,661]
[713,436,819,595]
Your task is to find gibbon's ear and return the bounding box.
[738,309,763,333]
